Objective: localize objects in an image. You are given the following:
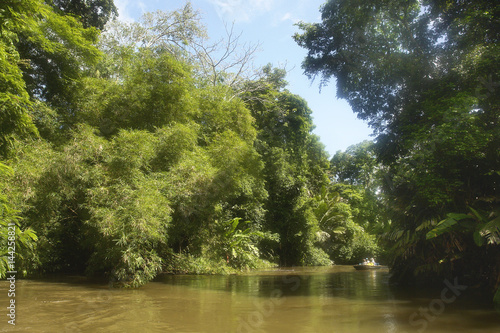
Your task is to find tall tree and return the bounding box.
[100,4,267,100]
[295,0,500,297]
[50,0,118,30]
[330,141,377,187]
[244,67,332,266]
[0,0,42,156]
[330,141,388,234]
[4,5,272,283]
[295,0,498,154]
[14,0,102,121]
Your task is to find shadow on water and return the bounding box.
[156,265,392,300]
[2,266,499,332]
[157,265,499,308]
[154,266,500,332]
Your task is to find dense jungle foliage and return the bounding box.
[295,0,499,303]
[1,0,498,305]
[0,1,379,287]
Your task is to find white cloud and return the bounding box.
[281,12,292,21]
[279,12,300,24]
[138,1,148,14]
[114,0,134,22]
[114,0,147,22]
[209,0,275,22]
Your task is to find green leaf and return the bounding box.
[482,214,500,232]
[446,213,472,221]
[468,207,484,223]
[229,218,240,234]
[493,287,500,309]
[426,217,459,239]
[473,230,485,246]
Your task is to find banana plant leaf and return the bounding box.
[426,213,472,240]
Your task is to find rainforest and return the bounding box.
[1,0,498,310]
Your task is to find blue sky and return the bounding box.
[113,0,373,156]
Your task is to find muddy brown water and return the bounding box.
[1,266,499,332]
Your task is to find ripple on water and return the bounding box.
[1,267,499,333]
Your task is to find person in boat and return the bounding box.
[370,258,376,265]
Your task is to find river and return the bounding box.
[1,266,499,332]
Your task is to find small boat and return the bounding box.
[353,264,386,271]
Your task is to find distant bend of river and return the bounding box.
[1,265,499,332]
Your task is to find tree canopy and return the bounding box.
[50,0,118,30]
[3,0,497,306]
[295,0,499,301]
[0,2,383,287]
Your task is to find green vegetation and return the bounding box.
[1,0,497,308]
[0,1,380,287]
[295,0,499,302]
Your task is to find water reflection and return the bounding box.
[157,266,389,299]
[1,266,499,333]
